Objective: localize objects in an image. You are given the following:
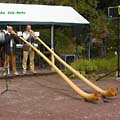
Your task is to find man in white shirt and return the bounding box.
[22,25,37,74]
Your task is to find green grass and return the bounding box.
[92,58,117,73]
[65,57,117,76]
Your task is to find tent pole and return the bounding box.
[117,2,120,77]
[118,16,120,77]
[51,25,55,66]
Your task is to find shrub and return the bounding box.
[70,59,98,74]
[65,57,117,76]
[93,57,117,73]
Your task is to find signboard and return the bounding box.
[35,32,40,37]
[17,31,23,36]
[108,6,120,19]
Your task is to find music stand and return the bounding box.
[1,75,9,94]
[1,71,17,94]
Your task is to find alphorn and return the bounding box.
[33,33,117,98]
[13,31,101,102]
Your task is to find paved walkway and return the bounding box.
[0,67,56,79]
[0,74,119,120]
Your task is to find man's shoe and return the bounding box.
[13,71,19,75]
[23,70,26,75]
[3,72,7,76]
[31,70,37,74]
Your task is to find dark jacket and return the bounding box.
[4,33,19,55]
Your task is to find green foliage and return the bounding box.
[93,57,117,73]
[76,46,85,55]
[65,57,117,76]
[33,28,51,45]
[70,59,98,74]
[55,29,75,54]
[40,29,51,44]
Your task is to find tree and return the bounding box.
[1,0,26,3]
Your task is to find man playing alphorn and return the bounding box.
[4,26,19,76]
[22,25,37,74]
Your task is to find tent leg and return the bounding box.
[117,17,120,77]
[51,25,55,66]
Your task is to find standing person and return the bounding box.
[84,32,92,59]
[0,28,5,58]
[22,25,37,74]
[0,28,6,63]
[100,27,109,57]
[0,28,5,47]
[4,26,19,76]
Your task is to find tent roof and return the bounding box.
[0,3,89,25]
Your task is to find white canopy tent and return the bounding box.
[0,3,89,25]
[0,3,89,63]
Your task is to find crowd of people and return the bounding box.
[0,25,37,76]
